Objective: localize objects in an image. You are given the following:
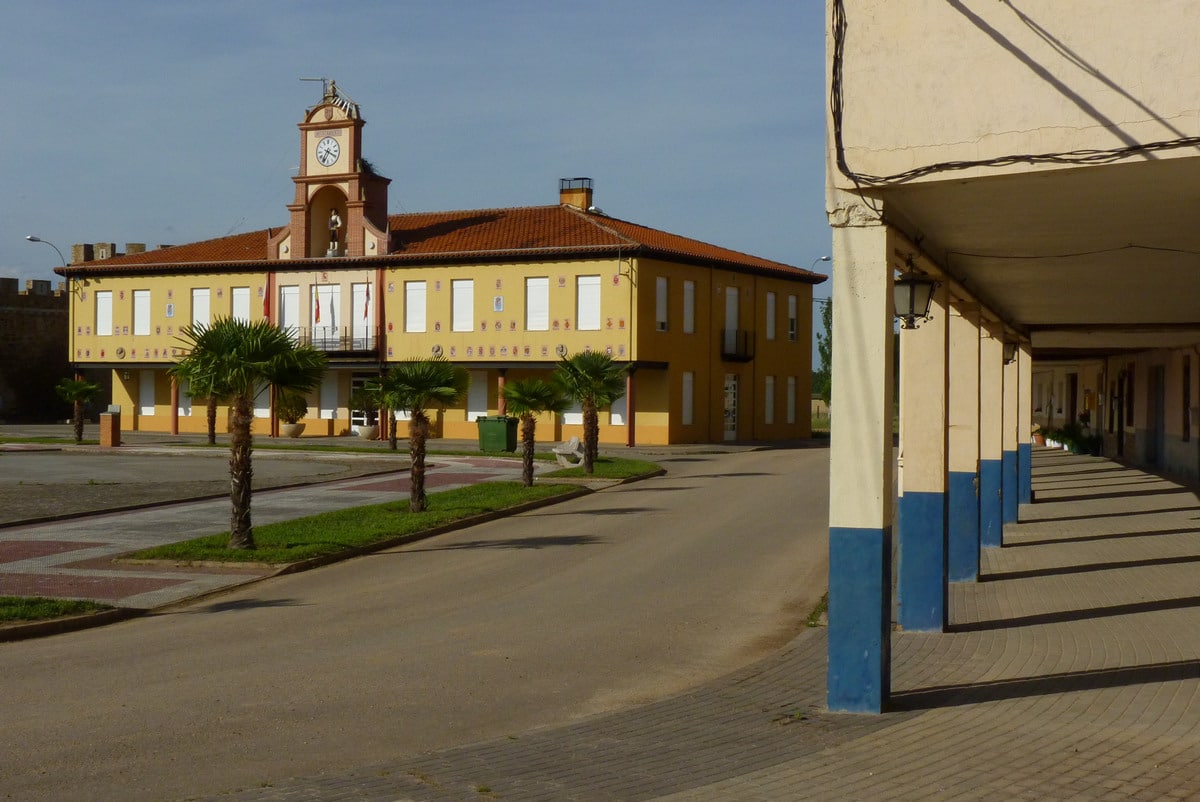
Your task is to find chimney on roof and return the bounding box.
[126,243,146,254]
[72,244,94,263]
[559,177,593,210]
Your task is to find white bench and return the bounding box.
[552,436,585,468]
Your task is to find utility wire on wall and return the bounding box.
[830,0,1200,190]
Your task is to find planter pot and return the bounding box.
[280,422,306,438]
[1032,433,1046,446]
[355,424,379,441]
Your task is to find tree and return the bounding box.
[170,318,325,549]
[171,362,233,445]
[375,358,469,512]
[814,297,833,405]
[55,377,102,444]
[502,378,570,487]
[554,351,626,475]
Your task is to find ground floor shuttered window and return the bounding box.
[682,371,694,426]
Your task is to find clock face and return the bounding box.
[315,136,340,167]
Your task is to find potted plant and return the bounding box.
[276,390,309,437]
[349,386,381,440]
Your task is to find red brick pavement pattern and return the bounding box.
[1,573,188,601]
[0,541,105,564]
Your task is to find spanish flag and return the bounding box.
[315,291,321,324]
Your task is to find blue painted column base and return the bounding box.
[947,471,980,582]
[1018,443,1032,507]
[828,526,892,713]
[1002,450,1018,523]
[897,492,946,631]
[980,459,1003,548]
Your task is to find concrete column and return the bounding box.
[897,282,948,632]
[947,302,981,582]
[497,370,507,416]
[1002,344,1019,524]
[1017,343,1033,508]
[979,324,1004,547]
[170,375,180,436]
[827,221,895,714]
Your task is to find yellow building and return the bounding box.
[57,84,824,445]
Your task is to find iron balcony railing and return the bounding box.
[287,325,380,355]
[720,329,755,362]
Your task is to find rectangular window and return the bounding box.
[786,377,797,424]
[191,288,210,328]
[96,291,113,336]
[724,286,739,353]
[231,287,251,323]
[279,285,300,342]
[765,376,775,425]
[311,284,340,347]
[177,378,192,417]
[467,370,489,421]
[525,277,549,331]
[352,283,373,348]
[682,371,695,426]
[405,281,427,333]
[610,393,627,426]
[452,279,474,332]
[139,370,155,416]
[765,292,776,341]
[655,276,668,332]
[133,290,150,336]
[563,400,583,426]
[576,275,601,330]
[319,373,337,420]
[787,295,798,342]
[683,280,696,334]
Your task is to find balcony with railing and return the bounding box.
[720,329,755,362]
[288,325,380,357]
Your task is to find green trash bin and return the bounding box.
[477,415,519,452]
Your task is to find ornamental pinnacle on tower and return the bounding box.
[268,79,391,260]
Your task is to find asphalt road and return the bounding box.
[0,446,830,801]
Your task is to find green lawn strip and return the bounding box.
[0,596,111,623]
[540,456,661,480]
[127,482,577,565]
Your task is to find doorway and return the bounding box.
[723,373,738,441]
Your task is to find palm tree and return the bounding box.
[55,377,102,444]
[171,363,232,445]
[375,358,468,511]
[554,351,626,474]
[365,373,408,452]
[170,317,325,549]
[502,378,570,486]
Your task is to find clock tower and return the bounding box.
[269,80,391,260]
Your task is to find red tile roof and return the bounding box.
[56,205,825,284]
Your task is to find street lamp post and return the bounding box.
[25,235,67,268]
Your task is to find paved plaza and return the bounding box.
[4,431,1200,800]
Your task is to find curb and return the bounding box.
[3,471,659,638]
[0,607,146,643]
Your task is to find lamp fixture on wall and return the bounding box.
[893,258,937,329]
[1003,342,1018,364]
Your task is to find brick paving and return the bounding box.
[6,432,1200,800]
[0,445,543,610]
[200,447,1200,801]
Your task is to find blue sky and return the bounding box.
[3,1,831,307]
